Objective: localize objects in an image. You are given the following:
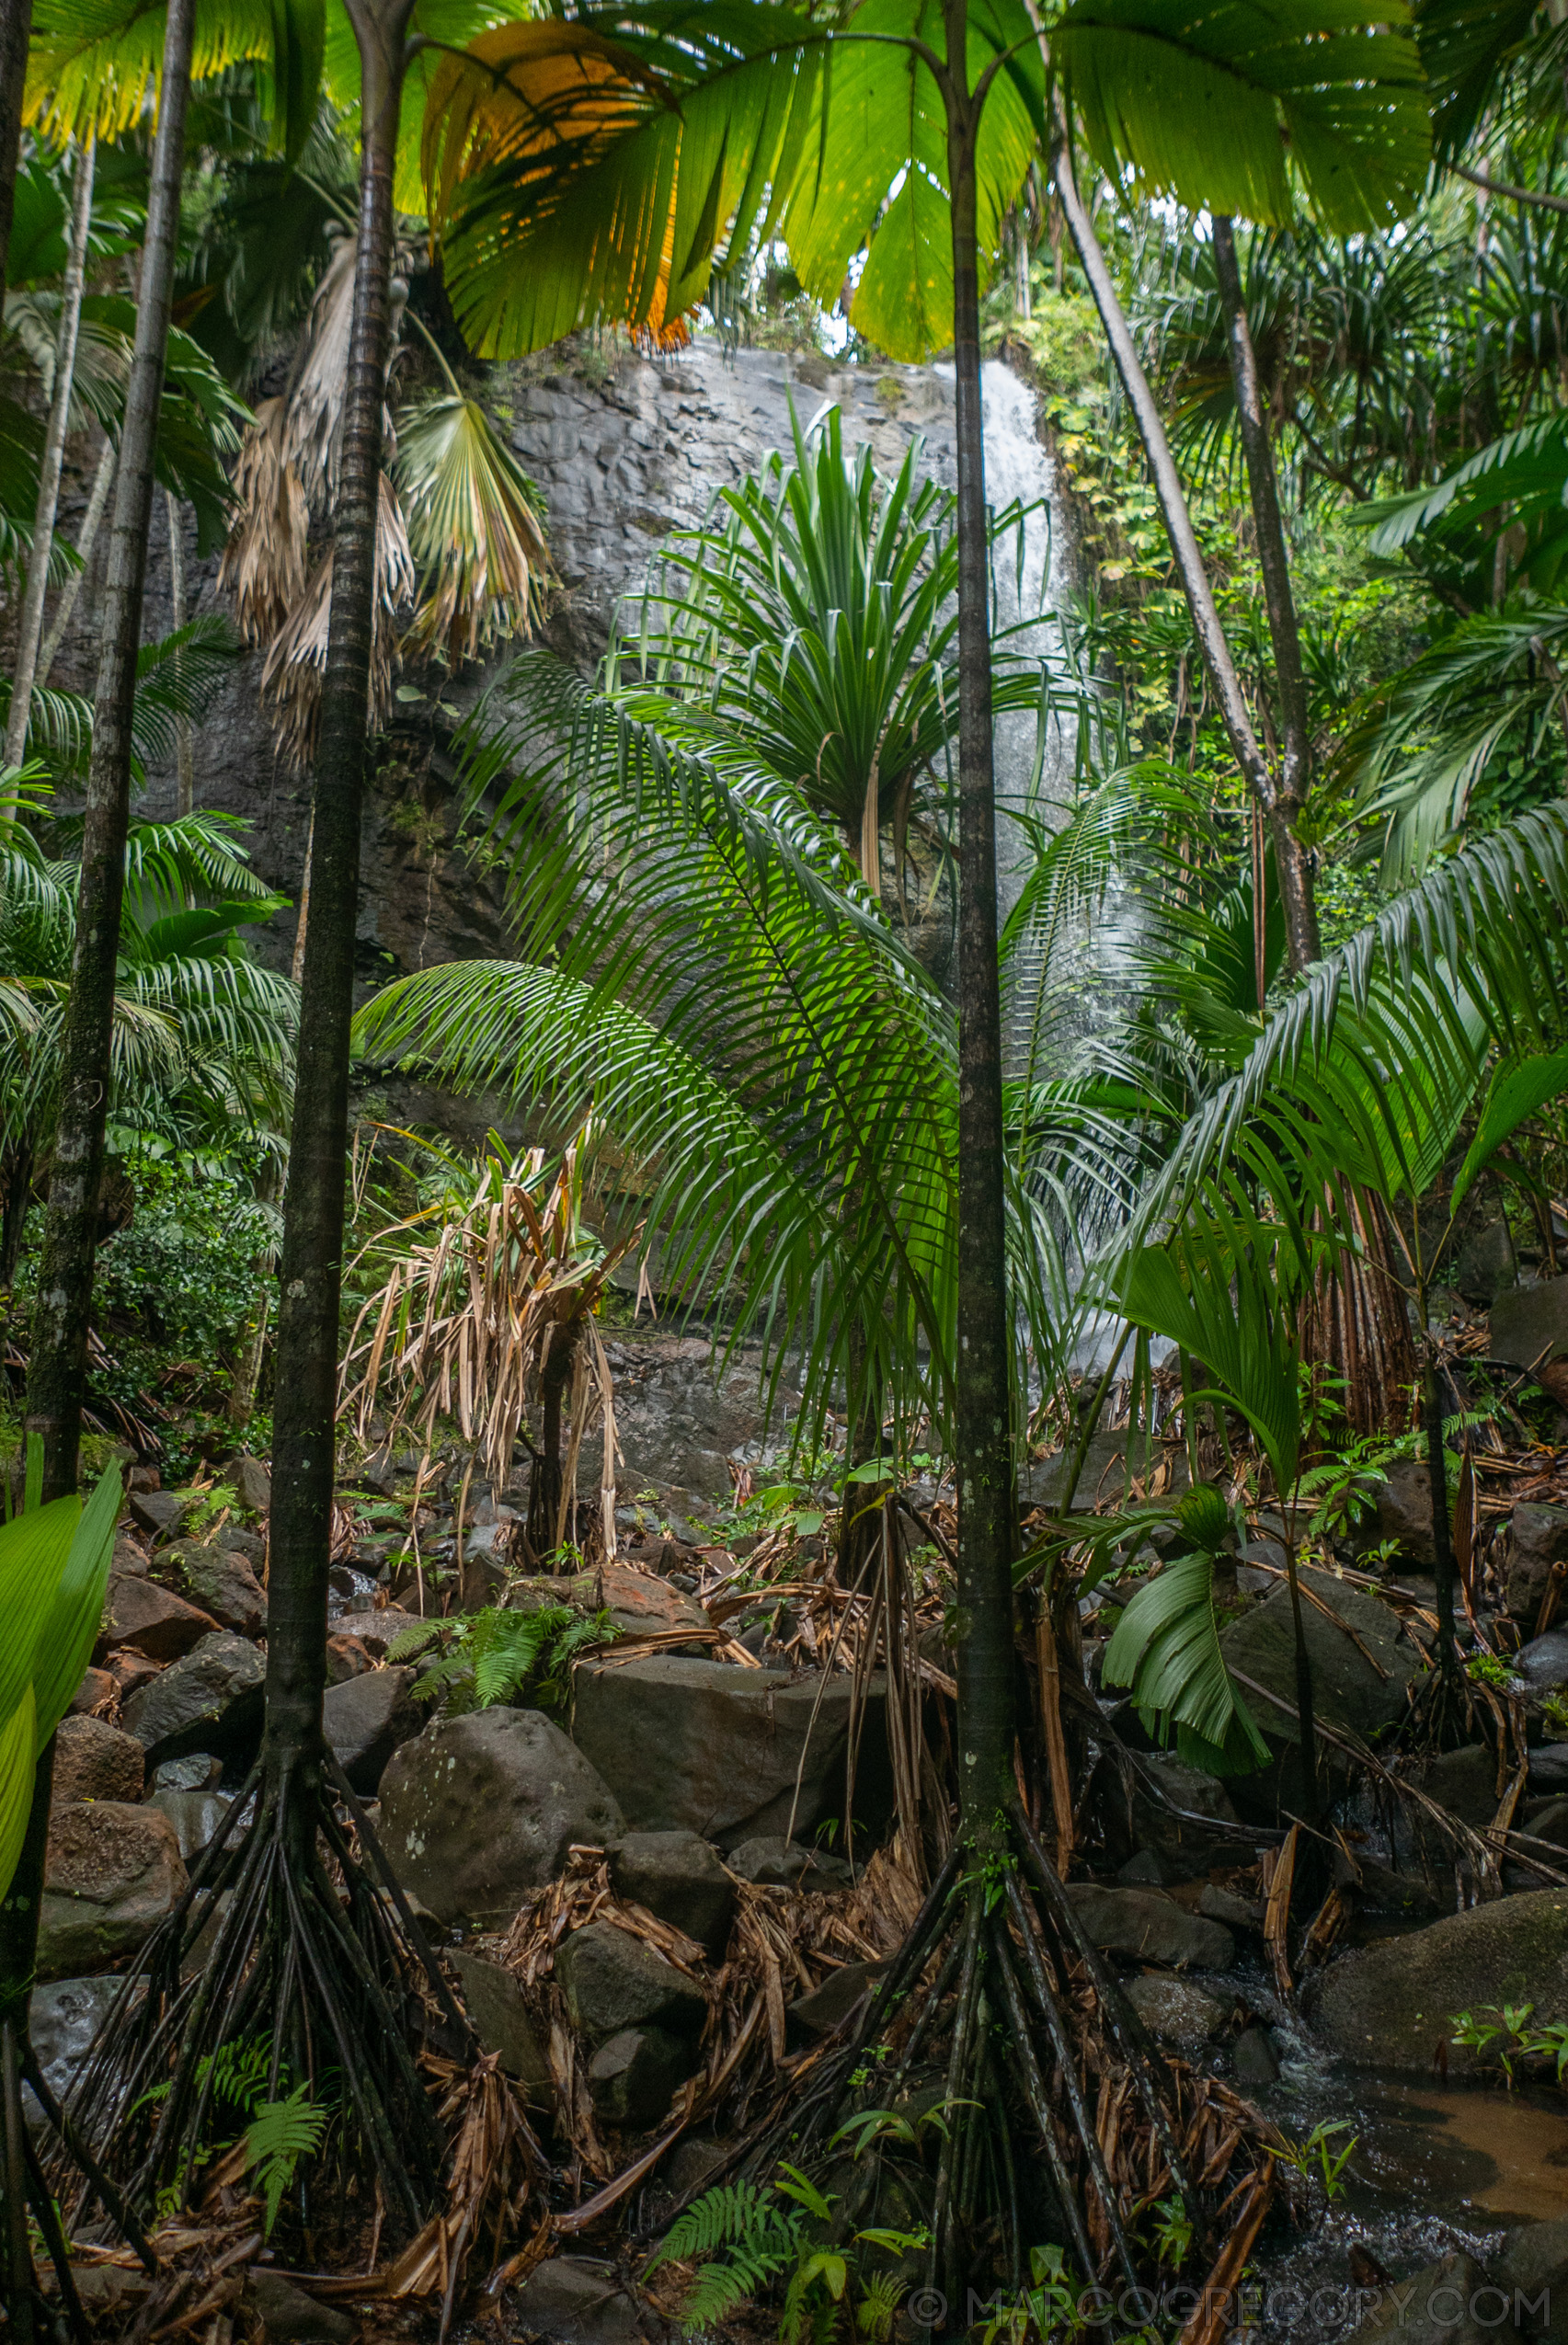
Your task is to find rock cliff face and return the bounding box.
[49,341,969,993]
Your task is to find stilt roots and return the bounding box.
[727,1805,1272,2314]
[60,1756,471,2262]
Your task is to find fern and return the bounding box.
[856,2273,903,2343]
[244,2082,327,2237]
[649,2179,805,2333]
[410,1602,617,1717]
[384,1621,442,1664]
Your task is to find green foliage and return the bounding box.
[244,2081,328,2237]
[0,1446,121,1905]
[408,1603,617,1717]
[1103,1547,1270,1776]
[1276,2119,1358,2201]
[648,2165,926,2344]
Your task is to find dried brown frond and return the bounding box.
[338,1126,637,1530]
[281,234,358,513]
[216,396,309,645]
[258,475,415,773]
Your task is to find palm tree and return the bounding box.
[408,0,1434,2286]
[24,0,200,1504]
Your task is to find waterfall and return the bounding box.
[979,360,1076,930]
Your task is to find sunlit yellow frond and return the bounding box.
[26,0,272,143]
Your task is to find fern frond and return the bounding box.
[244,2082,326,2237]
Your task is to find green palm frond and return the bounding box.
[1103,1548,1270,1776]
[394,389,547,664]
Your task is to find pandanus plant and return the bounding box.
[339,1127,634,1564]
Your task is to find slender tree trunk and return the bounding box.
[1210,215,1320,971]
[165,486,195,817]
[24,0,195,1503]
[944,26,1016,1841]
[1424,1356,1461,1686]
[6,134,95,775]
[265,0,413,1846]
[37,439,116,690]
[1048,130,1319,977]
[0,1741,53,2338]
[0,0,31,334]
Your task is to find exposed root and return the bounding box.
[59,1756,470,2261]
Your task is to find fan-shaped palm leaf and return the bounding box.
[394,389,547,663]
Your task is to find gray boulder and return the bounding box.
[241,2271,354,2345]
[1121,1974,1230,2053]
[1064,1884,1234,1971]
[1497,2217,1568,2341]
[152,1754,223,1791]
[232,1456,271,1515]
[38,1802,188,1980]
[121,1630,265,1765]
[572,1654,889,1848]
[1533,1744,1568,1794]
[1340,2254,1503,2345]
[1311,1889,1568,2069]
[1454,1218,1516,1306]
[788,1961,885,2042]
[51,1714,144,1806]
[1218,1567,1414,1823]
[727,1836,853,1889]
[379,1709,624,1927]
[1493,1276,1568,1376]
[1230,2024,1279,2085]
[1367,1457,1440,1572]
[97,1573,219,1663]
[1104,1753,1248,1882]
[509,2256,643,2345]
[1516,1632,1568,1694]
[173,1544,267,1638]
[448,1951,552,2104]
[323,1666,420,1794]
[28,1975,128,2112]
[586,2027,692,2129]
[1425,1742,1505,1828]
[609,1830,734,1952]
[1507,1505,1568,1625]
[145,1789,235,1864]
[555,1920,706,2042]
[128,1488,187,1540]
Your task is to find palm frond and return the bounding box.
[395,391,548,665]
[259,476,415,772]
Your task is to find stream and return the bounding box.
[1245,2025,1568,2338]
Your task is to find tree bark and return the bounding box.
[264,0,413,1840]
[944,12,1017,1841]
[24,0,195,1503]
[0,0,32,334]
[6,134,95,774]
[1049,131,1320,974]
[37,439,115,690]
[1210,215,1320,972]
[165,486,196,817]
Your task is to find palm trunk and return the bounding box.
[24,0,196,1504]
[1210,215,1320,971]
[944,28,1016,1840]
[1049,132,1318,977]
[37,440,116,690]
[1424,1358,1461,1686]
[265,0,414,1830]
[0,1744,52,2339]
[164,487,196,817]
[0,0,31,334]
[6,135,96,775]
